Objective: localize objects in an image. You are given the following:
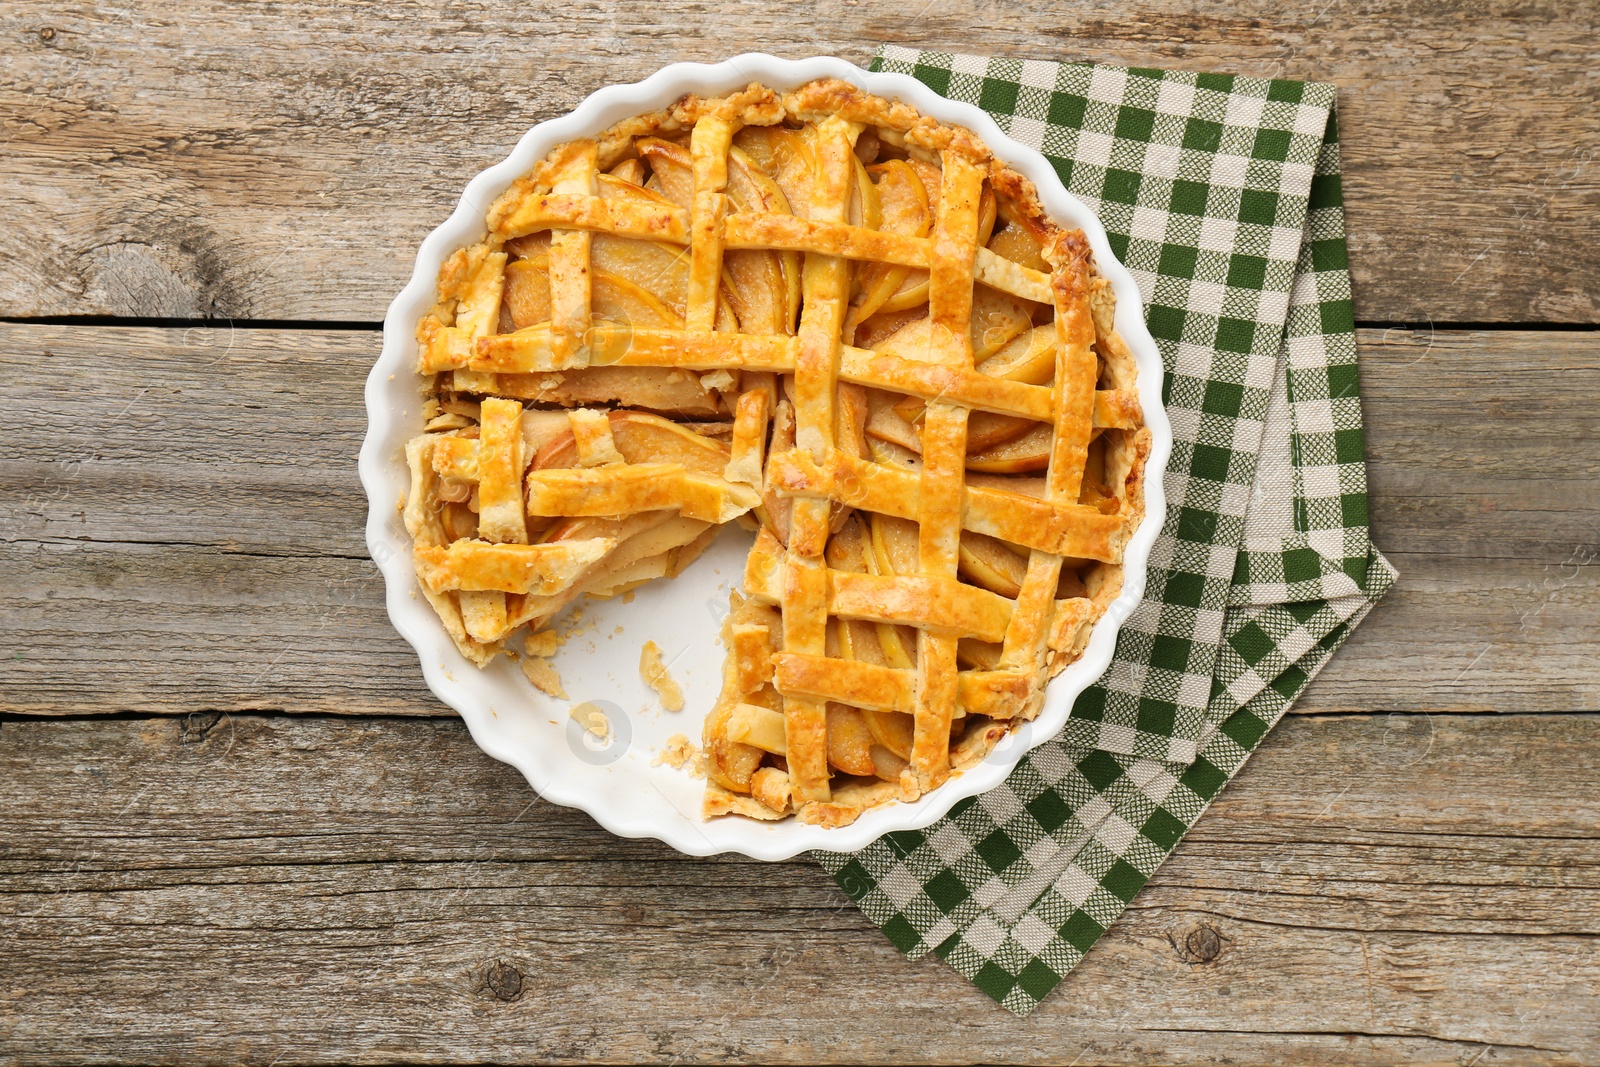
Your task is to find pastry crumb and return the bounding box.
[652,734,702,776]
[639,640,685,711]
[621,590,636,604]
[569,701,612,742]
[520,652,567,699]
[557,605,599,641]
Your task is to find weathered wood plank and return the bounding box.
[1,711,1595,1064]
[3,323,1595,717]
[1300,325,1600,714]
[1,1,1596,323]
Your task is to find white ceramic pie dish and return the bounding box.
[361,53,1172,860]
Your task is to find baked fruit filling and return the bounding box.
[403,79,1151,826]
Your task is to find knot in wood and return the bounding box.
[484,960,523,1002]
[1184,923,1223,963]
[180,711,224,744]
[39,26,56,42]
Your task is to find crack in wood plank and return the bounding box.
[2,1,1598,322]
[0,713,1596,1062]
[1,323,1594,717]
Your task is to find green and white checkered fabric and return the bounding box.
[812,47,1397,1017]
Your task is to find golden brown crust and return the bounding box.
[406,76,1150,828]
[522,78,1060,256]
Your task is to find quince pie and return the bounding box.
[403,79,1151,826]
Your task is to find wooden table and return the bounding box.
[3,3,1597,1063]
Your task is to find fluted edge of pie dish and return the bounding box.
[360,53,1173,860]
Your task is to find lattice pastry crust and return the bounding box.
[403,78,1151,826]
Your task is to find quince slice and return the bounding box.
[845,160,931,341]
[638,136,799,335]
[956,532,1031,598]
[533,409,731,474]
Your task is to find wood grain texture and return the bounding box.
[3,3,1594,1058]
[1,1,1597,323]
[3,323,1596,718]
[1,711,1595,1065]
[1306,325,1600,714]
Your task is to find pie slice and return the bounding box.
[402,79,1151,826]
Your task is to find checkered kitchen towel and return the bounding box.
[813,47,1398,1016]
